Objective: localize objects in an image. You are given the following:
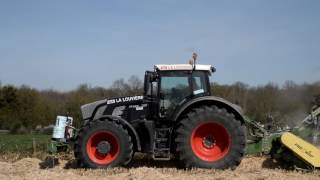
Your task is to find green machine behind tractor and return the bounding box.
[245,105,320,169]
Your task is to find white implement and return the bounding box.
[52,115,73,140]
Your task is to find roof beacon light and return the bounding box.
[189,52,198,70]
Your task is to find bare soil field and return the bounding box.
[0,155,319,180]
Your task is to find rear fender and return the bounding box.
[173,96,245,124]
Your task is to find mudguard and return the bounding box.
[97,115,142,151]
[173,96,245,123]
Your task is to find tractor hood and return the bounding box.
[81,99,107,120]
[81,95,144,120]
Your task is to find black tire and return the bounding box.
[174,105,246,169]
[74,119,133,168]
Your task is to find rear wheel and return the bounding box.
[74,119,133,168]
[175,105,246,169]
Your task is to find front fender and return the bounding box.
[97,115,141,151]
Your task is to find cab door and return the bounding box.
[159,71,192,119]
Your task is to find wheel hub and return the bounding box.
[96,141,111,154]
[202,135,216,149]
[191,122,231,162]
[86,131,120,165]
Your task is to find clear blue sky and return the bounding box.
[0,0,319,91]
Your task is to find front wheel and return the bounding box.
[175,105,246,169]
[74,119,133,168]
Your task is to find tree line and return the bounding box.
[0,76,319,133]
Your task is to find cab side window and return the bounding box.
[192,72,208,95]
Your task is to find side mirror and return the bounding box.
[150,72,158,82]
[211,66,216,73]
[144,71,158,97]
[159,92,165,99]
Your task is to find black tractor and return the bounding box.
[62,55,246,169]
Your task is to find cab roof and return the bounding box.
[154,64,213,72]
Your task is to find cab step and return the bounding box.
[152,128,171,160]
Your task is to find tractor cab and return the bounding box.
[144,64,215,120]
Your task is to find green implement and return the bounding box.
[245,106,320,169]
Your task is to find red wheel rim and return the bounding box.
[191,122,230,162]
[86,131,120,165]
